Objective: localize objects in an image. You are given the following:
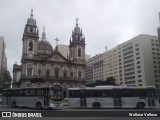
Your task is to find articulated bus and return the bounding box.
[68,86,159,109]
[2,86,63,109]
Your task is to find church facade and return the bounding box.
[13,10,86,96]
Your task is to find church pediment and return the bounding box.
[51,54,66,62]
[50,49,69,63]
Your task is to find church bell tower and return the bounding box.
[22,9,39,58]
[69,18,86,63]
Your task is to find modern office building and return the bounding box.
[92,54,104,82]
[0,36,7,80]
[103,47,118,83]
[86,54,104,83]
[86,58,93,84]
[117,35,160,87]
[157,13,160,43]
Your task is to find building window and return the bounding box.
[28,41,33,51]
[32,83,37,87]
[78,36,80,41]
[37,82,41,87]
[155,75,158,78]
[25,82,31,88]
[137,66,141,69]
[136,52,140,55]
[136,57,140,60]
[78,71,82,80]
[27,68,32,77]
[55,68,59,78]
[154,66,157,68]
[64,70,67,79]
[71,72,74,77]
[135,44,139,47]
[70,83,74,88]
[137,70,141,73]
[63,83,67,89]
[137,61,140,64]
[46,82,50,87]
[155,79,158,82]
[78,47,82,57]
[153,61,156,64]
[46,69,50,78]
[38,69,41,76]
[138,79,142,82]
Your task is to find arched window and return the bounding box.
[55,68,59,78]
[46,69,50,78]
[38,64,42,76]
[38,69,41,76]
[78,47,82,57]
[28,41,33,51]
[78,71,81,80]
[78,36,80,41]
[27,64,33,77]
[30,28,33,33]
[64,70,67,79]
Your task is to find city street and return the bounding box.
[0,104,160,120]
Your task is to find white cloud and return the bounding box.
[0,0,160,77]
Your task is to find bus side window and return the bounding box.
[37,89,43,96]
[102,90,112,97]
[15,90,18,96]
[24,89,30,96]
[30,90,35,96]
[102,90,108,97]
[2,91,6,96]
[18,90,24,96]
[7,91,11,96]
[69,90,79,98]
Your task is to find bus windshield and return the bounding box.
[50,86,62,101]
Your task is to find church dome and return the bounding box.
[38,27,53,55]
[73,18,82,34]
[74,26,81,34]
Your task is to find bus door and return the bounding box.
[44,89,49,107]
[113,89,122,108]
[80,89,86,107]
[147,89,156,107]
[6,90,11,105]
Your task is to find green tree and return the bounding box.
[86,80,105,87]
[104,76,116,85]
[86,76,116,87]
[0,70,12,92]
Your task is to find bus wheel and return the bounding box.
[12,101,16,108]
[137,102,145,109]
[92,102,101,109]
[36,102,42,109]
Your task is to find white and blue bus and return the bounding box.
[2,86,63,109]
[68,86,159,109]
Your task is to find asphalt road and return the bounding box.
[0,104,159,120]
